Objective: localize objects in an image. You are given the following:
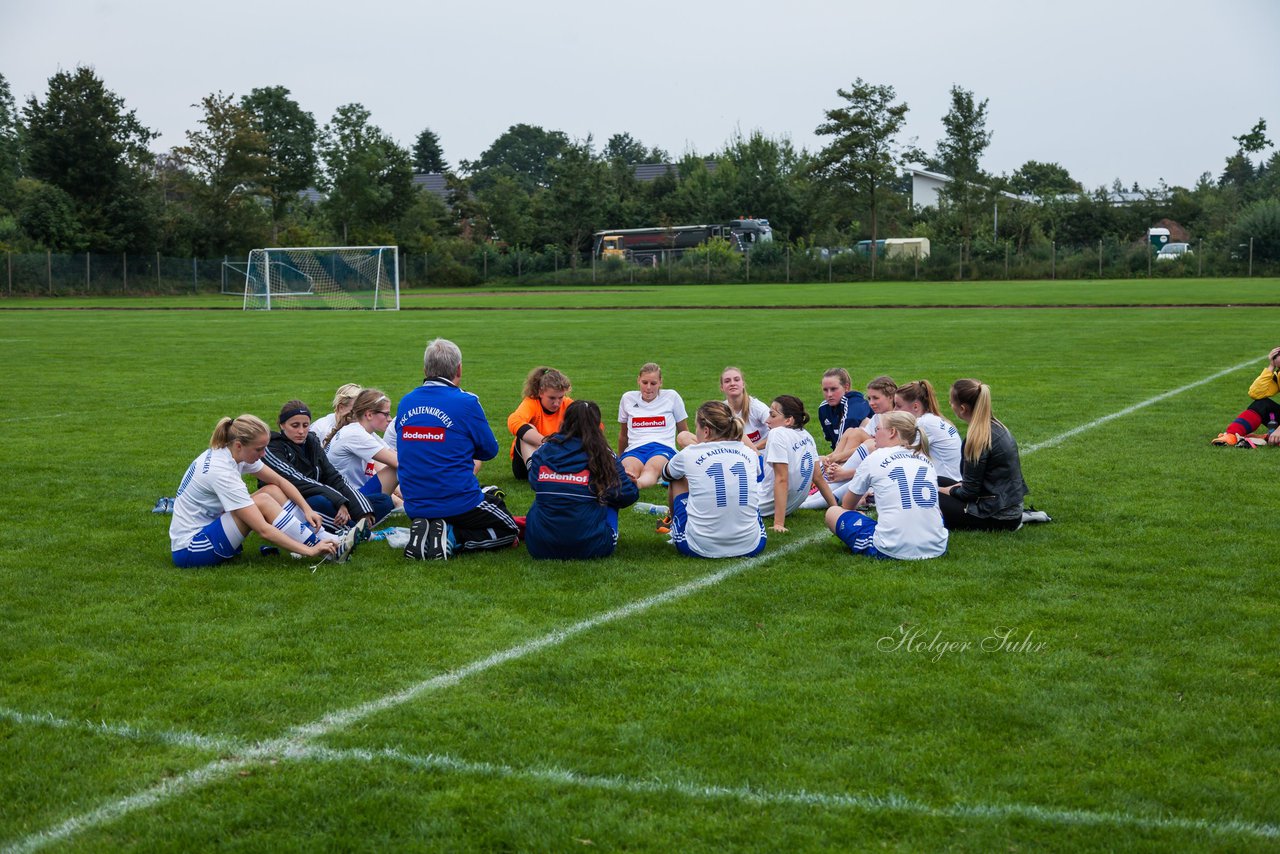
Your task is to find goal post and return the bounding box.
[241,246,399,310]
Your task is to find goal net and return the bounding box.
[241,246,399,310]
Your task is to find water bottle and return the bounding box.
[632,502,668,516]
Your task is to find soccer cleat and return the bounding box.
[482,485,506,503]
[1236,436,1264,449]
[152,497,174,514]
[656,514,672,535]
[1210,432,1239,446]
[512,515,527,535]
[351,518,371,544]
[332,526,358,563]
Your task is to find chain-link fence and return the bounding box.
[2,240,1275,297]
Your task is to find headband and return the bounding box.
[279,405,311,424]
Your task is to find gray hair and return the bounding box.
[424,338,462,379]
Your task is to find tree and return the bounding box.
[240,86,318,231]
[318,103,415,244]
[602,132,668,166]
[14,178,85,250]
[541,139,615,260]
[934,85,992,246]
[812,78,912,277]
[23,66,157,251]
[1221,118,1273,192]
[412,127,447,173]
[465,123,569,191]
[1007,160,1081,197]
[173,92,271,255]
[0,73,20,209]
[718,129,811,240]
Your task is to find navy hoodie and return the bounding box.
[525,436,639,559]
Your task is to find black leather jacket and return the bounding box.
[949,420,1028,520]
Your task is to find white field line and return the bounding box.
[1021,358,1255,454]
[2,359,1265,852]
[296,744,1280,842]
[0,707,241,753]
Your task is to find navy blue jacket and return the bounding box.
[818,390,871,449]
[525,436,639,559]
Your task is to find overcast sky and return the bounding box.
[3,0,1277,191]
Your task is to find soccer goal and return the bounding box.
[241,246,399,310]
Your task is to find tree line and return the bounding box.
[0,68,1276,281]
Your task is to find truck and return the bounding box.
[593,218,772,264]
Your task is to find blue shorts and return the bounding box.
[833,510,890,559]
[172,514,244,568]
[621,441,675,466]
[670,493,766,559]
[359,476,385,496]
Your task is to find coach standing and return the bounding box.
[396,338,519,559]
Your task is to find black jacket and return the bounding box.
[260,431,372,520]
[949,420,1027,520]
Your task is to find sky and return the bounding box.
[2,0,1278,192]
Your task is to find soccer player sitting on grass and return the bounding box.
[661,402,767,559]
[1212,346,1280,447]
[262,399,375,535]
[322,388,399,524]
[826,410,948,561]
[815,367,872,472]
[309,382,361,442]
[757,395,836,533]
[524,400,639,560]
[803,375,897,510]
[617,362,689,489]
[507,366,574,480]
[169,415,351,568]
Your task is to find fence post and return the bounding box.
[745,248,750,282]
[1198,239,1202,277]
[1249,237,1254,277]
[1005,242,1009,279]
[47,250,52,296]
[156,251,161,290]
[123,252,128,292]
[7,251,11,296]
[828,252,832,283]
[785,245,790,284]
[85,251,90,292]
[483,250,487,281]
[1098,240,1102,278]
[193,258,198,292]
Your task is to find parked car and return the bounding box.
[1156,242,1192,261]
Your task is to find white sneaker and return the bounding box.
[1021,509,1053,524]
[332,527,358,563]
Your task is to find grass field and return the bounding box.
[1,280,1277,851]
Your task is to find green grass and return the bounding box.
[1,280,1278,851]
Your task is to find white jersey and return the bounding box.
[618,389,688,451]
[917,413,962,481]
[850,446,948,559]
[310,413,337,442]
[665,440,764,558]
[169,447,262,551]
[758,426,820,516]
[865,412,882,435]
[728,396,771,446]
[325,423,387,490]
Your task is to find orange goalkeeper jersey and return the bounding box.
[506,396,573,459]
